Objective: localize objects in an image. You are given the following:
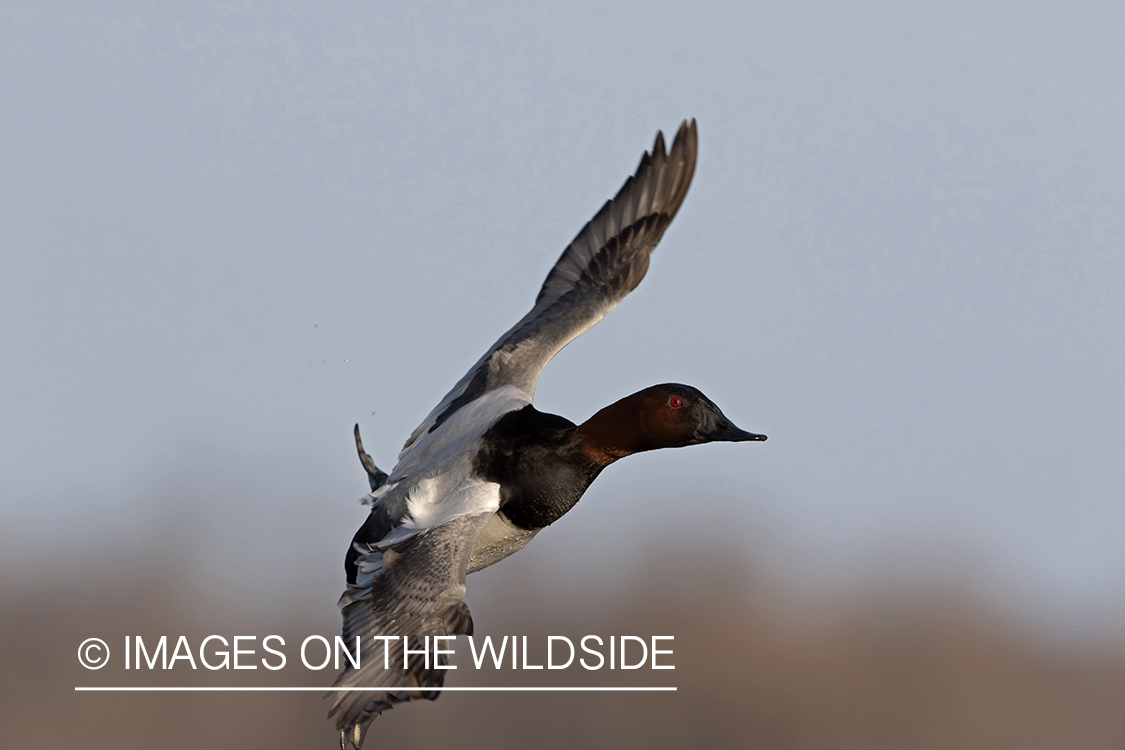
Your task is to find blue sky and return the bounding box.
[2,2,1123,637]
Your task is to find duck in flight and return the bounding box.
[331,120,766,748]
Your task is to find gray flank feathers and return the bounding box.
[331,513,492,749]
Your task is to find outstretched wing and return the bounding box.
[398,119,699,459]
[330,512,492,750]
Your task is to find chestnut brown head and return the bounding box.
[579,383,765,465]
[635,383,766,447]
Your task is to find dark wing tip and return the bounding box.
[534,119,700,306]
[662,118,698,221]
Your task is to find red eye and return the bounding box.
[669,397,682,408]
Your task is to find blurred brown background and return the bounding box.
[7,532,1125,750]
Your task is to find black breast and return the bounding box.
[473,405,603,531]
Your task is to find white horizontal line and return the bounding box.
[75,686,676,692]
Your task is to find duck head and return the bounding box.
[578,383,766,466]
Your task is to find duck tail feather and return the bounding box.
[354,423,389,491]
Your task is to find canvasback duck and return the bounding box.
[331,120,766,748]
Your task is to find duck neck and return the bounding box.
[577,393,657,466]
